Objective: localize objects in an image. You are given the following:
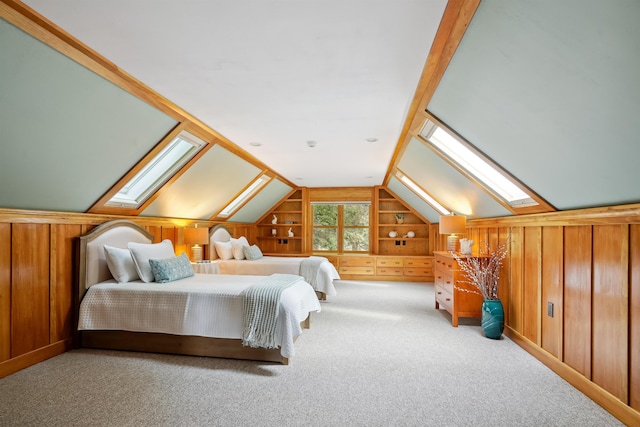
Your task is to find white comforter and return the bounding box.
[216,256,339,296]
[78,274,321,358]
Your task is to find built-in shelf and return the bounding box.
[255,189,306,255]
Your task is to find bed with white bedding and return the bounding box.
[209,225,340,299]
[77,220,321,364]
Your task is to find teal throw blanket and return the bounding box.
[242,273,302,349]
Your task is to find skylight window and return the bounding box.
[419,120,537,208]
[106,130,206,208]
[395,170,450,215]
[218,174,272,218]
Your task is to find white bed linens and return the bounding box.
[78,273,321,358]
[215,256,339,296]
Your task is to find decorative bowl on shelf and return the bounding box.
[406,231,415,238]
[388,231,398,238]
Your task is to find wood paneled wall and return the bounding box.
[0,209,253,379]
[464,204,640,425]
[2,204,639,424]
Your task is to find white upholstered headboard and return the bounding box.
[208,224,232,260]
[78,220,153,300]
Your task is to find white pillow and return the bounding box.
[128,239,175,283]
[231,236,249,260]
[103,245,139,282]
[214,240,234,260]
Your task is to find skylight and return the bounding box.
[395,170,450,215]
[106,130,206,208]
[419,120,537,207]
[218,174,272,218]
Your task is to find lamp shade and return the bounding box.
[184,227,209,245]
[439,214,466,235]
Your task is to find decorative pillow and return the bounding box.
[103,245,140,282]
[128,239,175,283]
[242,244,263,261]
[214,240,234,260]
[149,253,194,283]
[231,236,249,260]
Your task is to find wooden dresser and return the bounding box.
[433,251,484,326]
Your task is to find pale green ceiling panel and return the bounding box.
[142,145,261,219]
[0,19,178,212]
[229,179,293,223]
[387,176,439,224]
[398,137,510,219]
[428,0,640,210]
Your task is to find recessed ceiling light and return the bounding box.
[306,140,317,148]
[364,176,374,179]
[295,177,303,180]
[366,138,378,142]
[249,142,262,146]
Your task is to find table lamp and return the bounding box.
[184,225,209,262]
[439,213,466,252]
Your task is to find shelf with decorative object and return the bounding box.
[255,188,307,255]
[374,187,430,257]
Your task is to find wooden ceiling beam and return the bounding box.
[383,0,481,185]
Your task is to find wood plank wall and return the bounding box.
[1,204,639,424]
[465,204,640,426]
[0,209,254,379]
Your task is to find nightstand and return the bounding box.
[191,261,219,274]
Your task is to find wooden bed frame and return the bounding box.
[76,220,311,365]
[209,224,328,300]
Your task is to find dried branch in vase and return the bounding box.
[452,234,510,301]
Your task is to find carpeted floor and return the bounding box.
[0,280,624,426]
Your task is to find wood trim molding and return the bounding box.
[469,203,640,228]
[384,0,481,184]
[0,339,71,379]
[505,327,640,426]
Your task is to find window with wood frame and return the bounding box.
[312,203,370,253]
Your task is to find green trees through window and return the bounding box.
[312,203,370,253]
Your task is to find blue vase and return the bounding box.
[481,300,504,339]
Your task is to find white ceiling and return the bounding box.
[24,0,447,188]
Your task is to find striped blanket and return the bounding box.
[242,273,303,349]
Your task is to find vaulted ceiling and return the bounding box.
[1,0,639,223]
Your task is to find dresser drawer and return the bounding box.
[435,284,453,311]
[376,267,404,276]
[340,257,375,267]
[441,271,454,294]
[404,258,433,268]
[339,266,375,275]
[403,267,432,277]
[376,257,403,267]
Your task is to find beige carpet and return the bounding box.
[0,280,624,426]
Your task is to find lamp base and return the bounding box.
[446,235,459,252]
[191,244,203,262]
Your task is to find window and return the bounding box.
[106,130,205,208]
[217,173,272,218]
[312,203,370,253]
[419,119,537,208]
[395,169,450,215]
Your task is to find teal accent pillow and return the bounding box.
[149,253,195,283]
[242,245,263,260]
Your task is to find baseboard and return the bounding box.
[505,327,640,426]
[0,339,72,379]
